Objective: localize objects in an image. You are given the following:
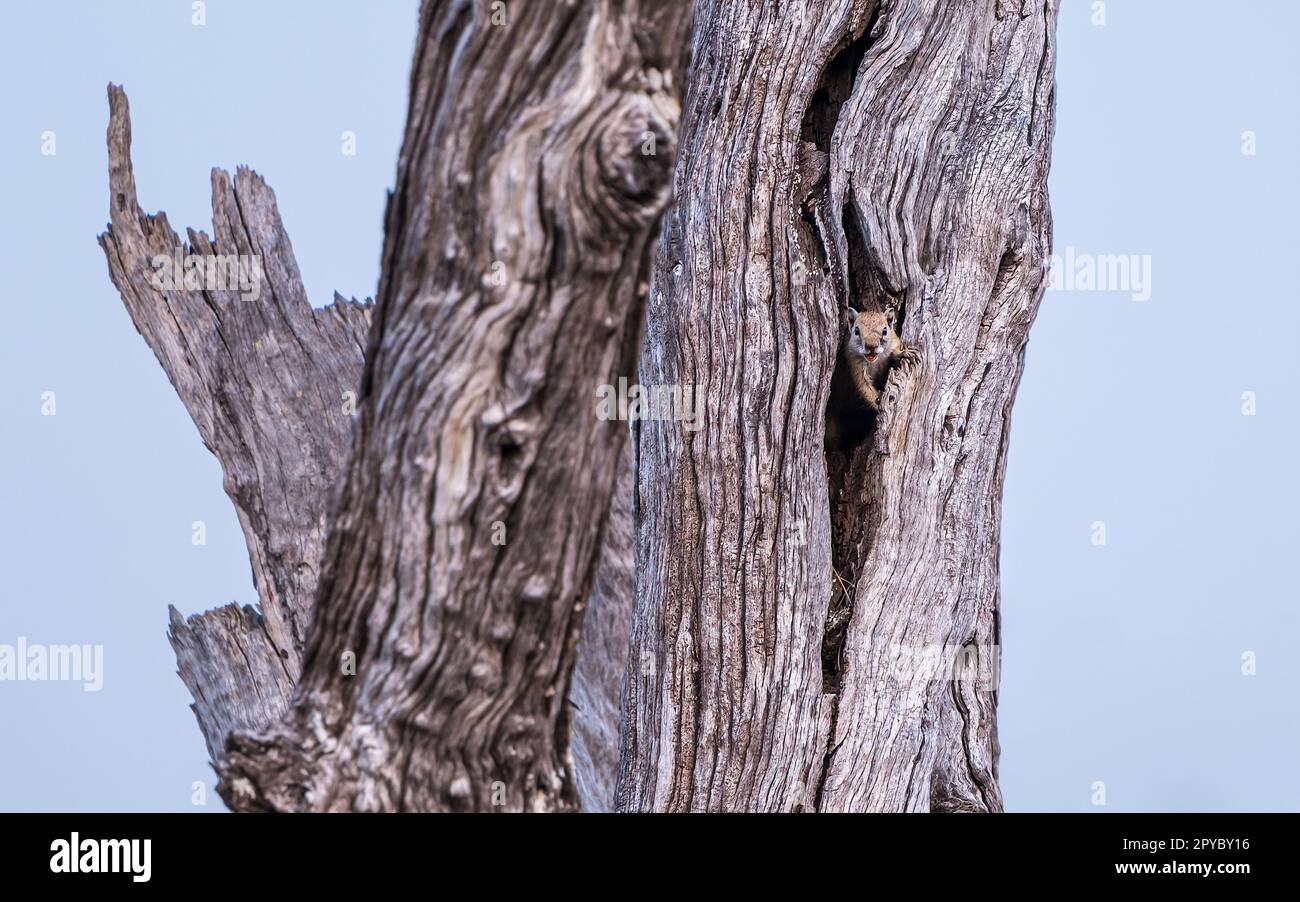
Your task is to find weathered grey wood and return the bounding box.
[210,0,690,812]
[569,442,635,811]
[99,83,372,751]
[165,604,296,762]
[104,0,1051,814]
[99,0,677,812]
[618,0,1057,811]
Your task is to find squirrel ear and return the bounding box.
[845,306,859,319]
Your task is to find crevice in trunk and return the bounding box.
[801,13,874,156]
[799,4,894,810]
[797,3,880,300]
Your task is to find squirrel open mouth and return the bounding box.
[865,351,880,362]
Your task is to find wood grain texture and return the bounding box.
[618,0,1056,812]
[570,443,636,811]
[99,83,371,752]
[212,0,690,812]
[98,0,683,811]
[165,604,296,763]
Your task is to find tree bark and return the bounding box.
[210,0,687,812]
[100,0,686,812]
[617,0,1057,812]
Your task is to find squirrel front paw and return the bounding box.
[896,346,921,369]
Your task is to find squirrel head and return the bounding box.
[844,307,898,365]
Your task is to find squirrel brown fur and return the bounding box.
[825,307,917,453]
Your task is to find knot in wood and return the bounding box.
[572,88,676,246]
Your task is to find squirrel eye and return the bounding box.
[852,326,859,337]
[881,327,888,336]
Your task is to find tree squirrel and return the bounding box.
[825,307,918,452]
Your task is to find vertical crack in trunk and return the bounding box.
[796,4,885,810]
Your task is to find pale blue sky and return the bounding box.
[1,1,1296,812]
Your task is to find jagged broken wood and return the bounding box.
[100,84,371,756]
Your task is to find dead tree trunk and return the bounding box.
[101,0,689,812]
[211,0,688,813]
[618,0,1057,811]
